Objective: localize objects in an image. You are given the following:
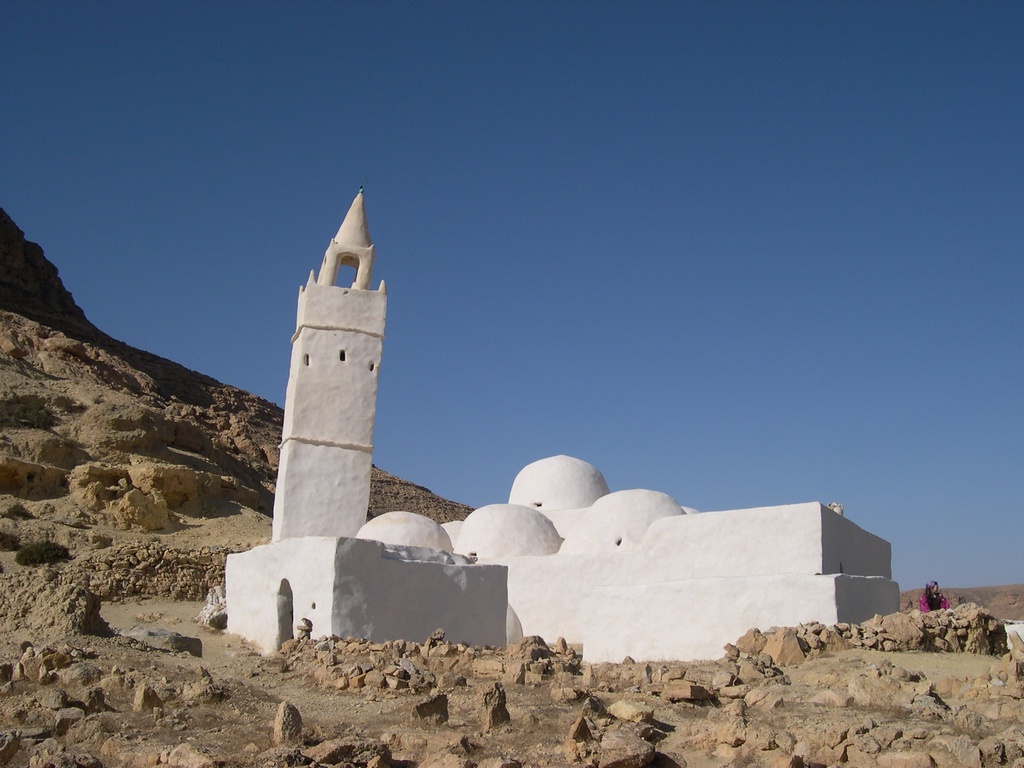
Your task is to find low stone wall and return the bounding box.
[736,602,1009,665]
[64,542,230,602]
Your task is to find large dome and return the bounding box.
[356,511,453,552]
[508,455,609,512]
[454,504,563,559]
[559,489,684,554]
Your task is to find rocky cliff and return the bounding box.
[0,209,470,555]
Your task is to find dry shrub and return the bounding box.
[15,540,71,566]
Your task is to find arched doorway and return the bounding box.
[276,579,293,650]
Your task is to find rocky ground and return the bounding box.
[0,589,1021,768]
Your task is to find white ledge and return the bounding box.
[291,324,385,343]
[279,436,373,453]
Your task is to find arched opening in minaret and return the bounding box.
[336,264,358,288]
[276,579,294,650]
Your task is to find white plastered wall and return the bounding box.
[282,334,383,448]
[294,284,386,340]
[330,539,509,646]
[227,537,510,654]
[272,442,372,539]
[638,503,891,579]
[273,283,386,541]
[226,537,341,654]
[582,573,900,662]
[480,502,897,654]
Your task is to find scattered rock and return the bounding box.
[123,626,202,657]
[414,693,449,725]
[661,683,711,703]
[418,753,473,768]
[273,701,303,745]
[480,682,510,730]
[196,586,227,630]
[132,683,162,712]
[167,743,217,768]
[608,699,655,723]
[301,738,389,766]
[763,630,807,667]
[598,727,655,768]
[0,731,20,764]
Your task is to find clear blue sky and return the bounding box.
[2,3,1021,591]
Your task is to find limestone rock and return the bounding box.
[480,682,510,730]
[109,488,171,531]
[875,754,935,768]
[735,628,767,656]
[53,707,85,736]
[608,700,655,723]
[598,727,655,768]
[273,701,303,745]
[476,760,520,768]
[879,612,927,650]
[132,684,163,712]
[565,713,595,759]
[0,730,20,765]
[414,693,449,725]
[58,663,102,688]
[763,630,807,667]
[661,683,712,703]
[252,746,309,768]
[123,626,202,657]
[809,689,854,708]
[301,738,389,766]
[35,687,69,710]
[418,753,473,768]
[167,744,216,768]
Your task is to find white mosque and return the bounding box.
[225,192,899,661]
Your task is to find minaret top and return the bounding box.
[317,190,377,290]
[333,190,372,251]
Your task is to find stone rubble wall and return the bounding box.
[63,542,230,602]
[734,603,1008,665]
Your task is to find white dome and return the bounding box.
[356,511,453,552]
[559,489,684,554]
[455,504,563,559]
[440,520,463,549]
[508,455,609,512]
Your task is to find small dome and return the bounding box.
[441,520,464,549]
[559,489,683,554]
[356,511,453,552]
[508,455,609,512]
[455,504,563,559]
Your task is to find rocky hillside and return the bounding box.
[0,208,470,555]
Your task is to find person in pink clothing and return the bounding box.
[919,581,950,612]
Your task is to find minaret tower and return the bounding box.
[272,191,386,541]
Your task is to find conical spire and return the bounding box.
[317,189,377,290]
[333,191,372,250]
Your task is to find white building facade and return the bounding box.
[227,195,899,661]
